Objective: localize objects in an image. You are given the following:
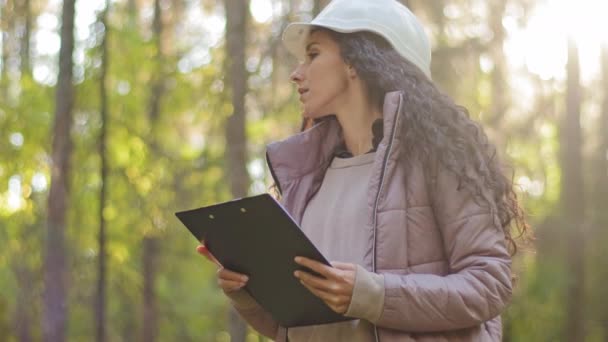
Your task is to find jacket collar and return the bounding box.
[266,91,403,193]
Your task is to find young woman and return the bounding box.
[198,0,527,340]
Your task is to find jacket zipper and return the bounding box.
[371,93,403,342]
[267,97,402,341]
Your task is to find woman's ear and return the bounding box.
[347,65,358,79]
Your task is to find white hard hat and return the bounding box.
[282,0,432,78]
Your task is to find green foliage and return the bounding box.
[0,0,606,340]
[506,253,568,341]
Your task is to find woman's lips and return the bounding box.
[298,89,309,101]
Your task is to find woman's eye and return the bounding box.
[307,52,318,60]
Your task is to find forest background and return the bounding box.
[1,0,607,341]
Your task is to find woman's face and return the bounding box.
[290,30,352,119]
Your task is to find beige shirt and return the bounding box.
[287,152,385,342]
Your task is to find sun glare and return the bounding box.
[251,0,286,24]
[505,0,607,82]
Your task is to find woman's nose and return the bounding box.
[290,65,304,83]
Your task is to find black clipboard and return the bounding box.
[175,193,353,327]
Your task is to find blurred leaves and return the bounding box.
[0,0,606,341]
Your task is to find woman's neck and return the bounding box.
[334,90,382,156]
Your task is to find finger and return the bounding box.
[299,280,346,314]
[299,277,347,307]
[299,278,334,302]
[196,244,213,259]
[196,245,221,266]
[295,257,339,280]
[196,244,218,262]
[218,268,249,283]
[294,270,342,294]
[218,279,247,292]
[330,261,356,271]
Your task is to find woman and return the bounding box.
[198,0,527,340]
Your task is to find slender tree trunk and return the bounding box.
[427,0,451,89]
[562,39,585,342]
[596,44,608,340]
[127,0,137,27]
[399,0,412,8]
[43,0,76,341]
[141,1,164,341]
[148,0,163,124]
[0,0,12,86]
[224,0,250,201]
[597,46,608,203]
[313,0,330,16]
[120,288,137,342]
[593,45,608,219]
[488,0,508,129]
[95,2,110,342]
[142,237,159,342]
[20,0,32,75]
[224,0,249,340]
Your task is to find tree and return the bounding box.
[399,0,412,8]
[598,47,608,219]
[19,0,32,75]
[591,43,608,339]
[0,0,12,88]
[562,39,585,342]
[487,0,509,129]
[95,1,111,341]
[313,0,330,16]
[224,0,250,340]
[141,0,165,341]
[43,0,76,341]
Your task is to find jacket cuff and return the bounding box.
[224,289,260,311]
[344,264,385,323]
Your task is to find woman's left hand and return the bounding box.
[293,256,356,314]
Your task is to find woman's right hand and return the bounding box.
[196,244,249,293]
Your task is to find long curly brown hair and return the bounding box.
[296,28,529,255]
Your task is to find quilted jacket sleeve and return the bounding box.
[375,165,513,332]
[225,289,279,339]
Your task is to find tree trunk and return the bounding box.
[592,45,608,220]
[127,0,137,27]
[562,39,585,342]
[224,0,250,201]
[43,0,76,341]
[488,0,508,130]
[597,46,608,207]
[141,0,164,341]
[148,0,163,124]
[0,0,12,85]
[596,44,608,340]
[399,0,412,8]
[95,2,110,342]
[600,47,608,194]
[313,0,330,16]
[427,0,451,89]
[120,288,137,342]
[224,0,250,340]
[20,0,32,74]
[142,237,159,342]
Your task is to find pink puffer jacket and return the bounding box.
[235,91,512,341]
